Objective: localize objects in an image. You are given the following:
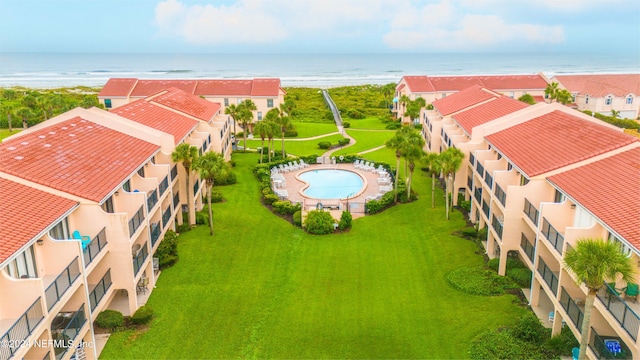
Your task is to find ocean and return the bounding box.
[0,52,638,89]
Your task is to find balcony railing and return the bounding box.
[83,227,107,267]
[523,198,539,226]
[495,184,506,207]
[484,171,493,189]
[520,233,535,263]
[474,187,482,204]
[482,200,490,219]
[89,269,112,312]
[193,180,200,196]
[133,243,149,276]
[469,153,475,166]
[52,304,86,360]
[476,162,485,178]
[589,327,632,359]
[492,216,503,239]
[162,206,172,228]
[128,205,145,238]
[596,283,640,341]
[541,218,565,254]
[537,257,559,295]
[150,222,161,248]
[146,189,159,211]
[170,165,178,182]
[45,257,80,311]
[560,287,584,330]
[159,176,169,196]
[173,192,180,210]
[0,297,44,360]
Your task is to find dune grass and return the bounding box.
[101,153,527,359]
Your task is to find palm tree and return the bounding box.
[564,238,635,360]
[386,128,408,203]
[266,120,279,162]
[225,104,239,137]
[193,152,225,236]
[423,152,441,208]
[611,109,621,118]
[545,82,560,102]
[171,143,199,226]
[399,95,411,121]
[404,131,425,198]
[253,121,268,163]
[1,102,15,132]
[276,113,292,158]
[439,147,464,219]
[556,89,573,105]
[281,99,296,119]
[236,107,253,152]
[15,107,33,129]
[240,99,257,132]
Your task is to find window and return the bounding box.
[101,196,114,213]
[137,166,145,177]
[224,98,229,106]
[123,180,131,192]
[554,189,565,203]
[509,92,514,98]
[5,245,37,279]
[104,99,112,109]
[585,95,590,104]
[627,95,634,105]
[519,175,529,186]
[267,99,274,108]
[507,163,513,171]
[609,232,633,257]
[257,111,262,120]
[605,95,613,105]
[442,93,447,98]
[50,217,70,240]
[571,93,577,103]
[237,98,242,104]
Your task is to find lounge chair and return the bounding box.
[72,230,91,249]
[379,185,393,192]
[626,283,639,302]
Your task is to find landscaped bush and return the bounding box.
[263,193,279,205]
[413,123,423,130]
[345,108,365,119]
[130,305,154,325]
[96,310,124,330]
[461,226,478,239]
[510,311,549,345]
[478,227,488,241]
[469,328,552,360]
[176,223,191,233]
[342,121,351,128]
[338,138,350,146]
[293,210,302,226]
[284,129,298,137]
[459,200,471,212]
[487,258,526,272]
[318,141,332,149]
[156,230,179,269]
[304,210,336,235]
[235,132,244,138]
[386,122,401,130]
[210,191,224,203]
[215,169,237,186]
[544,327,579,356]
[426,104,434,110]
[583,110,640,129]
[365,191,395,214]
[338,210,352,230]
[446,267,517,296]
[507,267,533,287]
[196,211,209,225]
[272,201,301,215]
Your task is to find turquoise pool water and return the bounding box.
[299,169,363,199]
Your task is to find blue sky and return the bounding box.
[1,0,639,54]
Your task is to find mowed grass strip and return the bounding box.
[334,129,394,156]
[244,133,345,156]
[345,116,390,130]
[101,153,526,359]
[289,121,338,138]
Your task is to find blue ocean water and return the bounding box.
[0,52,638,88]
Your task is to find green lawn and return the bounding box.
[290,121,338,138]
[345,116,390,130]
[243,133,346,156]
[333,129,394,156]
[101,153,526,359]
[0,129,21,141]
[360,146,398,167]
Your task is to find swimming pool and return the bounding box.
[298,169,364,199]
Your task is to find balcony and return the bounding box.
[520,233,535,263]
[495,184,506,207]
[133,243,149,277]
[162,206,172,228]
[150,222,161,248]
[89,269,112,313]
[146,189,159,211]
[128,205,145,238]
[596,283,640,341]
[482,200,490,219]
[469,153,475,166]
[0,298,44,360]
[537,257,559,295]
[51,304,86,360]
[491,215,503,239]
[170,165,178,182]
[476,162,485,178]
[560,287,584,330]
[45,257,81,311]
[159,176,169,196]
[484,172,493,189]
[193,180,200,196]
[83,227,107,268]
[589,327,632,359]
[173,192,180,210]
[474,187,482,204]
[523,198,539,226]
[541,218,565,254]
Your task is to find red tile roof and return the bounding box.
[194,79,253,96]
[473,75,549,91]
[0,117,159,202]
[0,178,78,263]
[250,78,282,96]
[112,99,199,145]
[429,76,483,92]
[98,78,138,97]
[547,147,640,247]
[401,76,434,93]
[453,96,529,134]
[130,80,197,97]
[553,74,640,97]
[433,85,498,116]
[398,74,548,93]
[485,110,638,177]
[149,87,221,121]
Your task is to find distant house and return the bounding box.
[552,74,640,119]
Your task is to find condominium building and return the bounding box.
[424,84,640,359]
[394,74,549,122]
[551,74,640,119]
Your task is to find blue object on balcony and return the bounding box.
[604,339,621,355]
[72,230,91,249]
[571,347,579,360]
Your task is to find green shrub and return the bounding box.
[487,258,526,272]
[510,311,549,345]
[211,191,224,203]
[446,267,517,296]
[304,210,336,235]
[507,268,532,287]
[426,104,434,110]
[543,326,579,356]
[461,226,478,239]
[318,141,332,149]
[459,200,471,211]
[342,121,351,128]
[469,328,552,360]
[478,227,488,241]
[263,193,279,205]
[338,138,350,146]
[272,201,301,215]
[385,122,401,130]
[176,223,191,233]
[365,190,395,214]
[196,211,209,225]
[338,210,352,230]
[235,132,244,138]
[130,305,154,325]
[96,310,124,330]
[413,123,423,130]
[155,230,178,269]
[215,169,237,186]
[293,210,302,226]
[284,129,298,137]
